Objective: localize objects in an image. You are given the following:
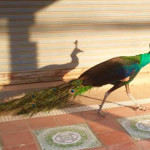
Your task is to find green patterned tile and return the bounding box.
[118,114,150,140]
[34,124,101,150]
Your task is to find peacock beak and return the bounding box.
[78,49,83,53]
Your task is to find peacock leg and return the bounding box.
[97,83,123,116]
[125,84,149,111]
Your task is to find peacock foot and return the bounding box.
[97,110,108,117]
[136,105,149,111]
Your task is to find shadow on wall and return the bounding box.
[0,0,58,73]
[0,0,83,101]
[40,40,83,71]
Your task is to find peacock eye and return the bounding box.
[32,104,36,107]
[69,89,75,94]
[52,88,56,91]
[75,80,81,85]
[71,89,74,93]
[32,95,35,98]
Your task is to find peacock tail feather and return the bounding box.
[0,79,92,116]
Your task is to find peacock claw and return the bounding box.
[97,110,107,117]
[136,105,149,111]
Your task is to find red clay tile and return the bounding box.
[97,130,132,146]
[88,119,123,133]
[28,116,57,129]
[2,130,34,147]
[0,120,29,134]
[54,112,86,126]
[106,106,136,118]
[81,110,111,121]
[4,143,38,150]
[136,139,150,150]
[108,142,140,150]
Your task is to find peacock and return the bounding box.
[1,44,150,116]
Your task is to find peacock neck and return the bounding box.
[140,53,150,68]
[70,52,79,64]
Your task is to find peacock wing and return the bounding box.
[79,55,141,86]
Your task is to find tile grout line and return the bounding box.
[0,98,150,122]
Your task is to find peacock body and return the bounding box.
[1,52,150,116]
[79,53,150,87]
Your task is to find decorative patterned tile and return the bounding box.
[34,124,101,150]
[118,114,150,140]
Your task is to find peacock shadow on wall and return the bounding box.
[39,40,83,82]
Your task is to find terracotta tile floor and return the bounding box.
[1,106,150,150]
